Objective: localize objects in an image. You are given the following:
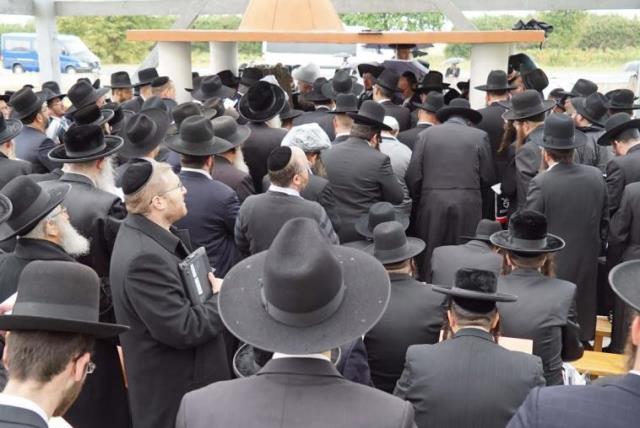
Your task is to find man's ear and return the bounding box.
[72,352,91,382]
[2,332,10,370]
[631,315,640,347]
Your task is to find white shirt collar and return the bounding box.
[546,161,558,171]
[0,393,48,425]
[180,167,211,180]
[376,98,391,104]
[335,132,350,138]
[316,105,331,111]
[272,353,331,362]
[630,370,640,377]
[417,121,433,126]
[268,184,301,197]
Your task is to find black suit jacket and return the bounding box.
[110,214,230,428]
[14,126,59,173]
[608,181,640,265]
[242,123,287,193]
[331,133,350,145]
[606,144,640,215]
[364,273,444,393]
[0,152,31,188]
[176,357,416,428]
[395,328,545,428]
[477,102,508,178]
[120,95,144,113]
[430,240,502,287]
[397,123,431,151]
[211,155,255,203]
[0,405,48,428]
[292,107,336,140]
[381,100,411,131]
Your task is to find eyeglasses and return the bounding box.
[47,206,67,220]
[149,181,185,205]
[86,361,96,375]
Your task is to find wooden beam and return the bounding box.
[126,29,545,44]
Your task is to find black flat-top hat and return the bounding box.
[0,176,70,241]
[0,194,11,225]
[432,268,517,312]
[538,112,587,150]
[598,112,640,146]
[279,103,304,121]
[0,260,128,337]
[373,69,400,93]
[366,221,425,265]
[123,109,170,158]
[166,115,233,156]
[134,67,159,87]
[347,100,392,131]
[417,70,450,93]
[49,124,124,163]
[305,78,332,102]
[191,75,235,102]
[460,219,503,243]
[413,91,444,113]
[103,102,129,136]
[69,104,114,127]
[329,93,359,114]
[357,63,384,78]
[211,116,250,148]
[41,81,66,101]
[608,259,640,312]
[9,87,45,120]
[0,113,23,144]
[475,70,516,92]
[522,68,549,93]
[217,69,240,88]
[66,80,109,113]
[219,217,391,354]
[572,92,608,127]
[605,89,640,111]
[560,78,598,99]
[355,202,409,239]
[502,89,555,121]
[321,69,363,99]
[436,98,482,124]
[110,71,133,89]
[490,210,565,254]
[508,53,537,76]
[238,81,286,122]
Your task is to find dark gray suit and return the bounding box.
[430,240,502,287]
[0,152,31,189]
[525,163,608,341]
[477,102,508,174]
[292,106,335,140]
[381,100,411,131]
[176,357,416,428]
[323,137,403,242]
[397,123,431,151]
[332,133,350,145]
[14,126,59,173]
[211,156,255,203]
[575,126,601,169]
[0,405,48,428]
[242,123,287,193]
[605,144,640,215]
[395,328,545,428]
[514,127,544,209]
[507,374,640,428]
[497,269,582,386]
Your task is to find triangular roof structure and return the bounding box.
[239,0,344,32]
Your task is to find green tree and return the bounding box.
[340,13,445,31]
[538,10,588,49]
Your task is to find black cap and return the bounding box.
[268,146,293,172]
[121,160,153,196]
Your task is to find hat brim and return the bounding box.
[412,102,440,113]
[280,109,304,121]
[10,93,46,120]
[459,234,493,243]
[48,135,124,163]
[364,238,425,265]
[354,212,409,238]
[219,245,390,355]
[224,125,251,147]
[346,112,392,131]
[607,103,640,111]
[0,315,128,338]
[121,109,170,158]
[0,119,23,143]
[45,93,66,102]
[165,134,234,156]
[436,106,482,124]
[432,284,517,302]
[321,81,364,100]
[572,98,606,127]
[417,83,451,92]
[72,109,114,127]
[501,100,556,121]
[598,118,640,146]
[0,194,12,224]
[489,230,566,254]
[474,83,517,92]
[238,86,287,122]
[357,64,384,78]
[0,181,70,241]
[608,260,640,312]
[191,85,236,102]
[537,128,588,150]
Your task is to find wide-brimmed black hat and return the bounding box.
[522,68,549,93]
[490,210,565,254]
[122,110,170,158]
[605,89,640,111]
[597,112,640,146]
[49,124,124,163]
[0,176,70,241]
[474,70,516,92]
[109,71,133,89]
[572,92,608,127]
[219,217,391,354]
[357,63,384,78]
[355,202,409,239]
[41,81,66,101]
[0,91,14,103]
[304,78,332,103]
[238,81,286,122]
[211,116,250,148]
[8,87,45,120]
[329,93,359,114]
[460,219,503,243]
[508,53,537,76]
[0,113,23,144]
[321,70,363,99]
[365,221,425,265]
[347,100,391,131]
[502,90,555,121]
[559,78,598,99]
[609,259,640,312]
[436,98,482,124]
[167,102,203,136]
[69,104,114,127]
[537,113,587,150]
[0,261,128,338]
[217,69,240,88]
[240,67,264,88]
[102,102,128,135]
[134,67,159,88]
[279,103,303,121]
[166,116,233,156]
[373,69,400,93]
[66,81,109,113]
[417,71,450,93]
[191,75,235,102]
[443,88,461,105]
[432,268,517,304]
[413,91,444,113]
[0,194,11,224]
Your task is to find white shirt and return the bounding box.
[334,132,350,138]
[376,98,391,104]
[272,353,331,362]
[0,393,48,425]
[630,370,640,377]
[268,184,300,197]
[180,167,211,180]
[416,121,433,127]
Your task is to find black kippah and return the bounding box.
[121,160,153,195]
[267,146,292,172]
[151,76,169,88]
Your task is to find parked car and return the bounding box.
[1,32,101,74]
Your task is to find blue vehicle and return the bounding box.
[1,33,101,74]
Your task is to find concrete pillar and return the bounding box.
[158,41,192,103]
[469,43,513,110]
[209,42,238,74]
[34,0,60,84]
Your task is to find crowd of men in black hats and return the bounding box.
[0,51,637,428]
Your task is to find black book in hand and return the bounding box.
[178,247,213,305]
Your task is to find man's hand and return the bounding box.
[208,272,223,294]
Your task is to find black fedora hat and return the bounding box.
[185,75,201,93]
[365,221,425,265]
[321,70,364,100]
[109,71,133,89]
[460,219,503,243]
[240,67,264,88]
[443,88,461,105]
[134,67,159,87]
[605,89,640,111]
[417,70,450,93]
[9,87,45,120]
[0,260,128,338]
[538,113,587,150]
[168,102,203,136]
[122,109,170,158]
[217,69,240,88]
[572,92,608,127]
[66,80,109,112]
[502,90,555,121]
[559,78,598,99]
[102,102,127,135]
[328,93,359,114]
[490,210,565,254]
[522,68,549,93]
[238,81,286,122]
[41,81,66,101]
[0,176,70,241]
[373,69,400,93]
[0,194,11,224]
[474,70,516,92]
[279,103,304,121]
[49,124,124,163]
[598,112,640,146]
[69,104,114,127]
[191,75,235,102]
[211,116,250,148]
[347,100,392,131]
[166,116,234,156]
[436,98,482,124]
[219,217,391,354]
[413,91,444,113]
[355,202,409,239]
[357,63,384,78]
[432,268,517,303]
[608,259,640,312]
[305,78,332,103]
[0,113,23,144]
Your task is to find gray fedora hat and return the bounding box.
[166,115,233,156]
[572,92,608,127]
[436,98,482,124]
[413,91,444,113]
[490,210,565,254]
[355,202,409,239]
[365,221,425,265]
[122,109,170,158]
[537,113,587,150]
[347,100,392,131]
[219,217,391,355]
[609,260,640,312]
[502,90,555,121]
[0,260,128,337]
[210,116,250,148]
[460,219,503,243]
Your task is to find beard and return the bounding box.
[57,217,90,257]
[233,148,250,173]
[53,379,85,417]
[94,157,119,196]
